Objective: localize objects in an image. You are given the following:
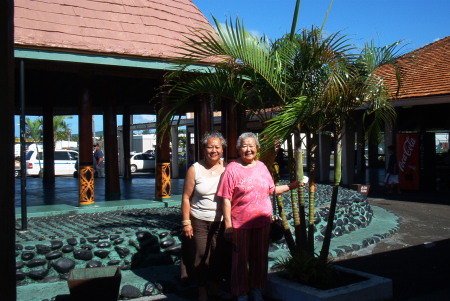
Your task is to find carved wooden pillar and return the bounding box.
[222,99,238,162]
[78,86,95,205]
[156,103,171,198]
[104,103,120,199]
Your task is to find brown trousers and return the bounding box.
[181,217,231,286]
[230,224,270,296]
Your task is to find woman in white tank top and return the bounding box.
[181,131,231,301]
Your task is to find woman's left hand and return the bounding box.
[224,227,233,242]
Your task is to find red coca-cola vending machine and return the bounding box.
[396,133,420,190]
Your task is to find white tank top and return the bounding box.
[190,162,224,222]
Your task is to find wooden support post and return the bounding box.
[43,105,55,185]
[104,104,121,199]
[195,95,212,161]
[156,103,171,198]
[222,99,238,162]
[78,86,95,205]
[122,106,131,179]
[0,0,17,298]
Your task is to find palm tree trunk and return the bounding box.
[306,133,317,256]
[319,128,342,261]
[276,192,296,254]
[294,131,307,253]
[285,136,300,254]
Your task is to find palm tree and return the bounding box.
[25,117,43,169]
[156,1,405,262]
[157,5,352,256]
[53,115,72,147]
[318,40,405,261]
[259,27,355,256]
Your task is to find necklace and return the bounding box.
[204,160,222,175]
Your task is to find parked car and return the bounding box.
[26,149,79,177]
[130,153,156,172]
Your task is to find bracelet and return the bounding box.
[288,183,295,190]
[181,220,191,226]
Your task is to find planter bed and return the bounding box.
[264,265,392,301]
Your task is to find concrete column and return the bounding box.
[342,124,356,186]
[171,125,179,178]
[318,133,331,183]
[355,122,366,184]
[78,86,95,206]
[312,133,320,181]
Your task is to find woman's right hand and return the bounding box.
[183,225,194,238]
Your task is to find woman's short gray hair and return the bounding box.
[201,131,227,148]
[236,132,259,151]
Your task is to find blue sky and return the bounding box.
[194,0,450,52]
[15,0,450,136]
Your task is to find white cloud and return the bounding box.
[135,115,156,123]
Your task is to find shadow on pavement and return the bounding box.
[336,238,450,300]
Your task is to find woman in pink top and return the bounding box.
[217,132,299,301]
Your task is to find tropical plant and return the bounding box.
[53,115,72,146]
[25,117,43,170]
[272,250,336,289]
[260,27,355,257]
[25,117,43,145]
[318,40,405,260]
[156,0,405,264]
[25,115,73,147]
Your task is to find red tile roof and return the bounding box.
[14,0,214,61]
[377,36,450,99]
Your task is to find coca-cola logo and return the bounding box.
[399,136,416,172]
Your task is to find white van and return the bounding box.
[26,149,79,177]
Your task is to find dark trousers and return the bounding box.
[182,217,230,286]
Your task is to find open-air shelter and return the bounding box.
[1,1,241,299]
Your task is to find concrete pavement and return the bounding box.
[335,196,450,300]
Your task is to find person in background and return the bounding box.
[217,132,300,301]
[93,142,105,178]
[385,145,400,195]
[181,131,231,301]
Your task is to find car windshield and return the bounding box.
[26,150,42,160]
[25,151,34,160]
[143,154,154,160]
